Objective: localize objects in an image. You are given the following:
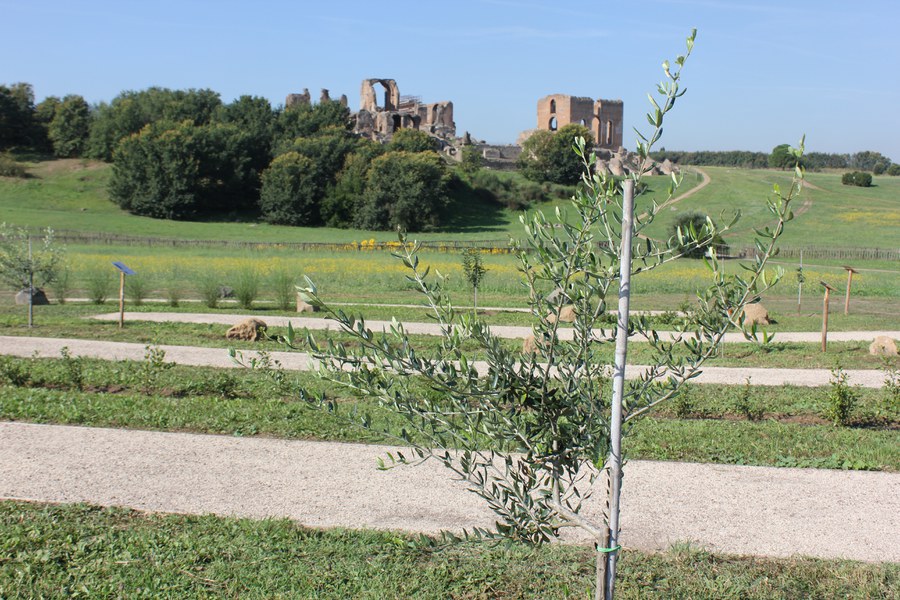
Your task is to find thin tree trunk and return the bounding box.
[602,180,636,599]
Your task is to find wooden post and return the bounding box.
[842,266,857,316]
[118,271,126,329]
[820,281,836,352]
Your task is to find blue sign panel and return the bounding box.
[112,261,136,276]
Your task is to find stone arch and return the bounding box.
[549,116,558,131]
[550,99,556,113]
[360,78,400,112]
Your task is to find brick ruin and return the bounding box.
[283,81,636,171]
[536,94,624,150]
[354,78,455,141]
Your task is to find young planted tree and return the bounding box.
[0,224,64,327]
[290,31,802,599]
[461,248,487,311]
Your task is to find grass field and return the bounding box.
[4,158,898,251]
[3,501,896,600]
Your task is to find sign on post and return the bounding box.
[112,262,136,328]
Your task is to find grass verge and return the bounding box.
[1,357,897,470]
[1,500,897,599]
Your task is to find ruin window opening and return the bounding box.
[579,119,587,126]
[605,120,612,145]
[392,114,401,132]
[549,116,558,131]
[549,99,556,113]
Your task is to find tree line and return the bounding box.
[0,83,458,231]
[651,145,897,174]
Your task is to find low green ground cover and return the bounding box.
[1,356,896,470]
[1,501,896,599]
[1,303,897,370]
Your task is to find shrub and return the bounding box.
[234,268,260,310]
[734,377,764,421]
[49,264,71,304]
[164,266,183,307]
[0,153,27,178]
[197,273,221,308]
[872,161,886,175]
[824,367,858,426]
[668,211,727,258]
[126,275,150,306]
[887,164,900,176]
[271,270,296,311]
[85,269,113,304]
[841,171,872,187]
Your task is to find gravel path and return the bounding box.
[0,335,889,387]
[2,422,897,563]
[88,311,900,344]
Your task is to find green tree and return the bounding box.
[887,164,900,176]
[320,140,385,228]
[215,95,276,175]
[87,87,222,161]
[356,151,450,231]
[258,152,319,226]
[109,120,256,219]
[288,31,801,599]
[459,145,484,174]
[849,150,891,171]
[48,94,91,157]
[286,126,361,214]
[0,83,38,149]
[872,161,886,175]
[274,100,350,149]
[519,123,593,184]
[388,128,437,153]
[0,224,64,327]
[768,143,795,169]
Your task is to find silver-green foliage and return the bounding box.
[292,30,802,598]
[0,224,63,292]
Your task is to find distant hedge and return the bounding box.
[841,171,872,187]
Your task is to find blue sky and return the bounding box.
[4,0,899,160]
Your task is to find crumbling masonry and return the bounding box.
[536,94,623,150]
[354,78,455,141]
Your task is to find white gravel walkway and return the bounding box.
[88,311,900,344]
[1,422,897,563]
[0,335,889,387]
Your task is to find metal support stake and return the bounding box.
[820,281,835,352]
[602,180,635,600]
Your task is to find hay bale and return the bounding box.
[523,335,537,354]
[225,318,267,341]
[741,303,770,327]
[869,336,898,357]
[547,305,576,324]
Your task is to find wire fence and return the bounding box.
[26,229,900,261]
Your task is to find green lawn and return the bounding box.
[1,356,896,470]
[3,501,896,599]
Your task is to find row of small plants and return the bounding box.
[49,267,301,310]
[1,350,897,429]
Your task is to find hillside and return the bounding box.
[2,158,898,250]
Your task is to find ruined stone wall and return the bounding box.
[354,78,455,141]
[536,94,624,150]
